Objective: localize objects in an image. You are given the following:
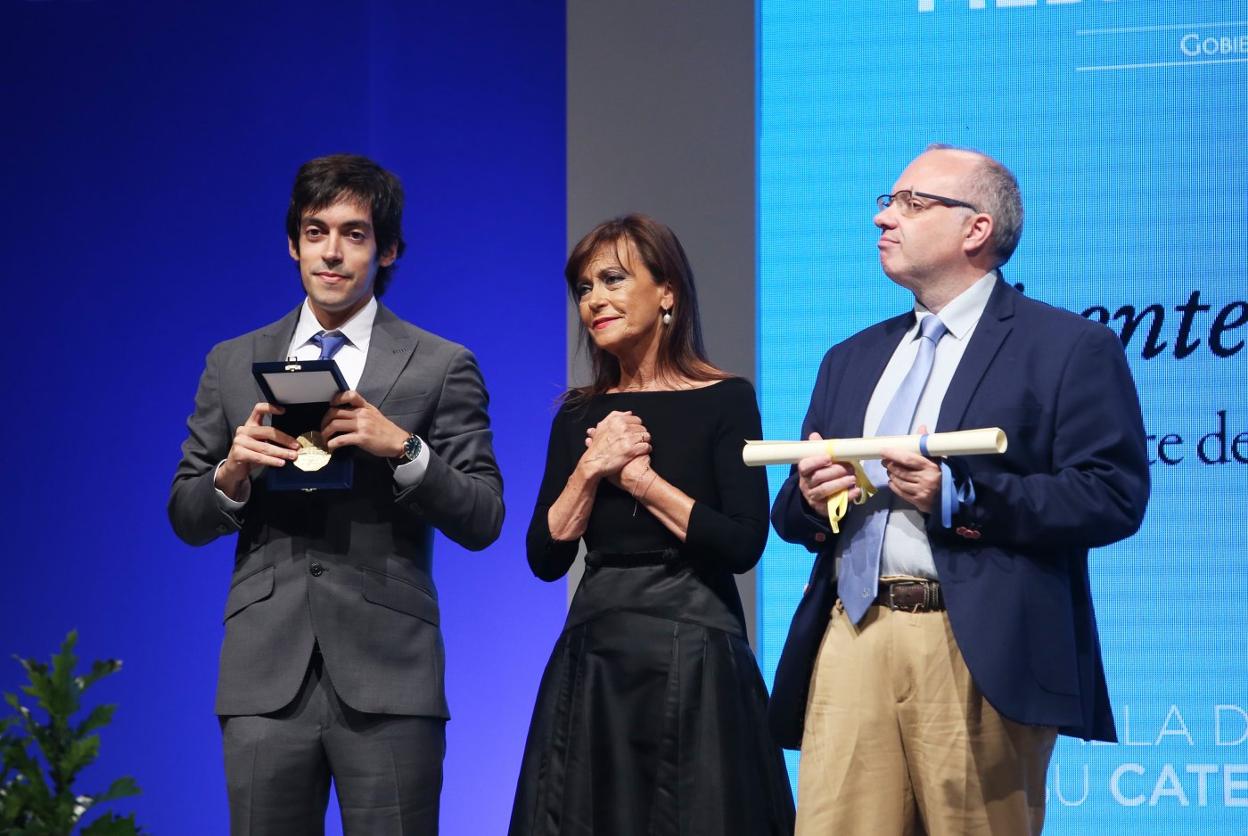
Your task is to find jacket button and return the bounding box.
[309,562,324,577]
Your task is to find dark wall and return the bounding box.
[565,0,757,641]
[2,1,565,832]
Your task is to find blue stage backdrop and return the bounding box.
[757,1,1247,832]
[2,1,564,833]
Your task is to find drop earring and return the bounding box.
[662,308,672,325]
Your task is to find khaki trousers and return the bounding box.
[795,601,1057,836]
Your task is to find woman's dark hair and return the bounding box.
[564,214,726,401]
[285,154,406,297]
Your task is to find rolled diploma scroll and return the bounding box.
[742,428,1007,532]
[742,428,1006,466]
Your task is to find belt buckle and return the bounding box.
[889,581,926,613]
[907,582,923,613]
[916,580,938,612]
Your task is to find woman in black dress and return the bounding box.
[510,215,795,835]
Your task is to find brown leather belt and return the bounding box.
[874,579,944,612]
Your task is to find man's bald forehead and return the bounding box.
[917,147,985,174]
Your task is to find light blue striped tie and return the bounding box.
[838,314,947,624]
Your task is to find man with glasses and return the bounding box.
[768,144,1150,834]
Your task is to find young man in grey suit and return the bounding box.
[169,154,504,834]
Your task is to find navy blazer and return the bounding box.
[769,279,1149,748]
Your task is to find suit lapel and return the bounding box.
[357,303,419,406]
[252,307,302,401]
[937,278,1016,431]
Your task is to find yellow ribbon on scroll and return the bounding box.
[742,428,1008,533]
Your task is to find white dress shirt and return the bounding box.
[215,297,429,511]
[286,296,377,390]
[837,271,997,579]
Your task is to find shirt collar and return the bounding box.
[291,296,378,351]
[911,271,997,342]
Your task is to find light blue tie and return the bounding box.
[311,330,347,360]
[838,314,947,624]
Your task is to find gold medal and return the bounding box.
[293,431,332,472]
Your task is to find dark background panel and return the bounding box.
[564,0,758,641]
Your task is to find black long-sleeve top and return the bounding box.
[526,377,770,582]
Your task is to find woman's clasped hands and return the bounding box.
[583,410,656,500]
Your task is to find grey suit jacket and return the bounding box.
[169,303,504,718]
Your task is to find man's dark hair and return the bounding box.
[286,154,406,296]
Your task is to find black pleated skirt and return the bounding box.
[509,551,795,836]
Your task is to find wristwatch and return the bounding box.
[397,434,423,465]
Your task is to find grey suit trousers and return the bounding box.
[221,648,446,835]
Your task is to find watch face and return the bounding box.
[404,435,422,462]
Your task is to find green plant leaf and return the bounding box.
[79,659,123,691]
[59,734,102,784]
[3,740,46,791]
[81,811,142,835]
[54,792,80,824]
[27,721,60,766]
[4,767,57,814]
[0,632,142,832]
[2,693,32,734]
[49,633,82,723]
[94,775,141,804]
[22,685,73,743]
[75,703,118,738]
[19,660,54,714]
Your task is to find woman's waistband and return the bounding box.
[584,548,681,569]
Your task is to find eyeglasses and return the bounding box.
[876,190,980,216]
